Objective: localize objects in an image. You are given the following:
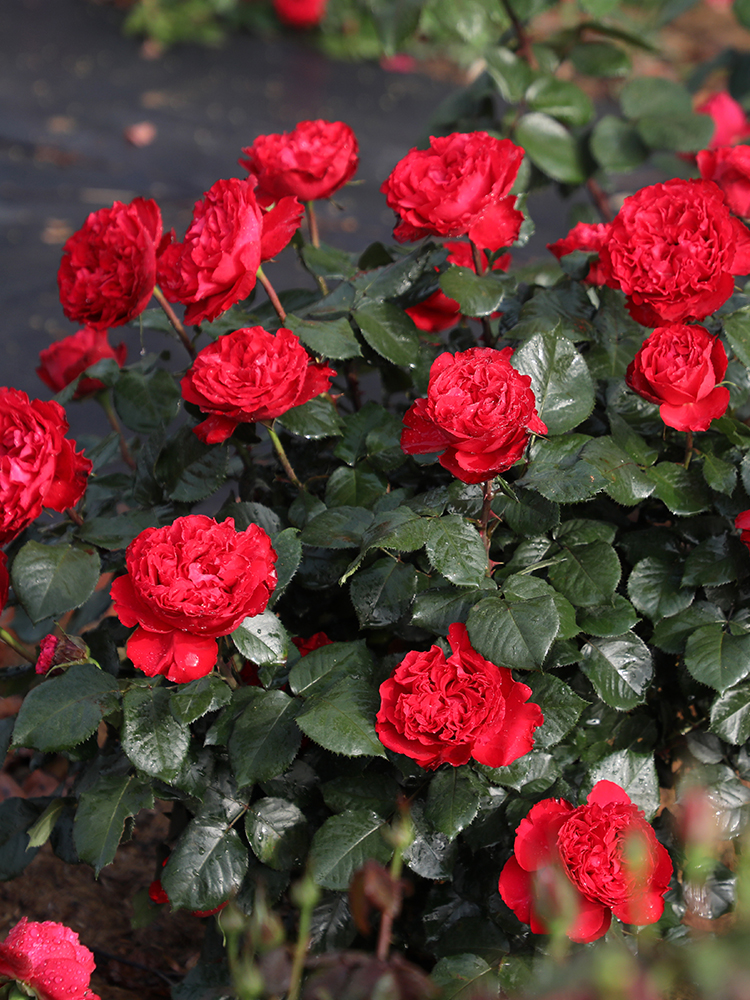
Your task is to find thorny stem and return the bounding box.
[469,240,494,347]
[152,286,195,359]
[256,266,286,322]
[306,201,321,248]
[500,0,537,68]
[685,430,694,469]
[0,627,36,663]
[263,422,305,490]
[480,480,495,565]
[587,177,614,223]
[97,390,135,469]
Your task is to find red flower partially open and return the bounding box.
[0,917,100,1000]
[37,327,127,398]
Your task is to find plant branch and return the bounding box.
[263,422,304,490]
[479,479,495,566]
[500,0,537,68]
[0,628,36,663]
[684,430,694,469]
[152,286,195,358]
[256,266,287,322]
[96,390,135,469]
[587,177,614,223]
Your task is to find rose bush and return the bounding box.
[498,782,673,943]
[401,345,547,483]
[110,515,277,682]
[381,131,525,251]
[57,197,162,331]
[625,324,730,431]
[0,918,100,1000]
[36,327,127,398]
[181,325,336,444]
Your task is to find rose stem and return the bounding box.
[684,430,694,469]
[480,479,495,565]
[97,390,136,469]
[306,201,321,248]
[0,627,37,663]
[263,421,305,490]
[587,177,614,223]
[470,240,495,348]
[288,875,320,1000]
[376,811,411,962]
[152,286,196,359]
[66,507,84,527]
[499,0,537,68]
[256,266,287,322]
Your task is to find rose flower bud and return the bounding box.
[58,197,162,330]
[0,917,100,1000]
[376,622,543,769]
[0,388,91,546]
[240,120,358,203]
[498,781,673,943]
[381,132,525,252]
[273,0,327,27]
[110,515,277,683]
[625,324,730,432]
[598,178,750,326]
[181,325,336,445]
[37,327,127,399]
[401,346,546,484]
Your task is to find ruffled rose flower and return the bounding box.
[36,327,127,398]
[401,346,546,484]
[547,222,614,286]
[376,622,543,769]
[292,632,333,656]
[498,781,673,943]
[273,0,327,27]
[181,325,336,444]
[0,388,91,546]
[697,145,750,218]
[240,120,358,202]
[625,324,730,432]
[405,241,510,332]
[0,917,100,1000]
[110,515,277,683]
[598,178,750,326]
[697,91,750,149]
[381,132,525,252]
[58,197,162,331]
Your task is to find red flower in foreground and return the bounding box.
[498,781,673,943]
[376,622,543,769]
[181,326,336,444]
[110,515,277,683]
[37,327,127,398]
[273,0,327,28]
[240,120,358,202]
[0,917,100,1000]
[381,132,525,252]
[625,324,730,432]
[401,346,546,484]
[0,388,91,546]
[58,197,162,331]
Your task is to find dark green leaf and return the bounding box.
[334,402,401,467]
[512,331,595,435]
[12,542,100,624]
[122,684,191,782]
[411,587,492,634]
[636,112,714,153]
[438,267,510,317]
[702,450,737,495]
[582,437,655,505]
[289,641,374,697]
[685,624,750,692]
[682,535,746,588]
[276,396,343,439]
[245,797,309,871]
[494,488,559,537]
[325,465,388,508]
[431,954,501,1000]
[580,632,653,710]
[79,508,173,551]
[588,749,659,818]
[170,674,233,725]
[652,602,725,654]
[286,314,362,360]
[513,112,586,184]
[467,595,560,670]
[526,77,594,126]
[74,773,154,875]
[321,774,400,817]
[349,559,416,628]
[228,689,302,786]
[620,76,692,119]
[425,768,483,841]
[710,684,750,744]
[163,820,248,911]
[114,367,181,433]
[548,540,621,607]
[425,516,488,587]
[486,47,533,102]
[353,302,420,368]
[576,595,639,637]
[724,306,750,369]
[403,802,457,880]
[301,506,374,549]
[571,42,630,77]
[269,527,302,607]
[628,557,694,621]
[232,610,290,668]
[0,799,45,879]
[648,463,713,515]
[511,280,596,344]
[356,241,445,303]
[518,435,607,503]
[300,243,357,280]
[297,676,386,758]
[309,809,392,890]
[483,750,560,794]
[524,673,587,749]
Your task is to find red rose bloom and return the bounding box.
[736,510,750,551]
[625,324,730,432]
[0,917,100,1000]
[37,327,127,398]
[405,241,511,332]
[598,178,750,326]
[376,622,543,769]
[380,132,525,252]
[181,326,336,444]
[697,145,750,218]
[0,388,91,546]
[273,0,327,27]
[696,91,750,149]
[292,632,334,656]
[110,515,277,683]
[58,197,162,331]
[498,781,673,943]
[547,222,614,286]
[240,120,358,203]
[401,346,547,484]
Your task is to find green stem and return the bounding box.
[96,390,135,469]
[256,266,286,322]
[306,201,321,248]
[152,286,195,358]
[288,876,320,1000]
[469,240,494,347]
[685,430,694,469]
[499,0,537,67]
[263,422,304,490]
[0,627,36,663]
[479,480,495,566]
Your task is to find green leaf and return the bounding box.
[269,527,302,607]
[425,768,483,840]
[637,112,714,153]
[12,542,101,624]
[301,506,375,549]
[711,684,750,744]
[122,684,191,782]
[524,673,587,750]
[438,267,510,317]
[513,112,586,184]
[79,508,173,551]
[652,602,725,654]
[325,464,388,508]
[588,749,659,819]
[232,610,291,668]
[702,450,737,495]
[276,396,343,439]
[548,540,621,607]
[163,820,248,912]
[570,42,631,77]
[582,438,655,506]
[356,241,445,303]
[483,750,560,794]
[425,516,488,587]
[628,557,694,620]
[590,115,649,172]
[431,954,501,1000]
[156,426,228,503]
[724,306,750,369]
[682,535,746,588]
[245,797,309,871]
[353,302,420,368]
[466,595,560,670]
[228,689,301,786]
[0,800,45,879]
[589,290,648,380]
[360,507,430,555]
[335,401,402,467]
[512,331,594,435]
[309,809,392,890]
[411,587,492,634]
[26,799,65,849]
[580,632,653,710]
[296,676,386,758]
[511,281,596,344]
[286,314,362,360]
[74,772,154,875]
[576,595,639,637]
[526,77,593,126]
[300,243,358,280]
[620,76,692,119]
[518,435,607,503]
[322,773,400,817]
[349,559,417,628]
[289,640,373,698]
[486,47,533,102]
[170,674,232,725]
[685,624,750,692]
[12,664,120,752]
[495,488,559,537]
[114,367,181,433]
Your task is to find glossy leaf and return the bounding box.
[228,689,302,786]
[232,610,291,668]
[122,684,191,782]
[286,314,362,360]
[425,768,484,840]
[588,749,659,819]
[245,797,309,871]
[710,684,750,744]
[425,515,488,587]
[276,396,343,439]
[12,542,101,624]
[308,809,392,890]
[513,112,586,183]
[296,676,387,758]
[685,624,750,692]
[524,673,587,749]
[353,302,420,367]
[74,772,154,875]
[580,632,653,710]
[628,557,694,620]
[466,595,560,670]
[438,267,510,317]
[512,331,595,435]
